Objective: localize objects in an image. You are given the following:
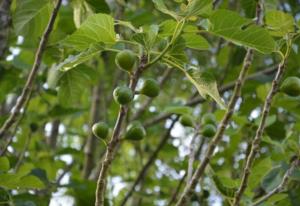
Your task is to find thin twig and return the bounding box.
[119,118,178,206]
[95,55,148,206]
[0,0,62,139]
[232,59,288,206]
[167,137,206,206]
[187,126,200,183]
[252,158,299,206]
[175,47,254,205]
[82,84,102,179]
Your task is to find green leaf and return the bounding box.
[55,43,104,72]
[261,166,285,192]
[163,106,193,115]
[63,13,116,51]
[47,65,64,89]
[209,9,276,54]
[58,67,90,107]
[265,10,295,37]
[132,25,159,50]
[0,157,10,172]
[0,174,45,189]
[85,0,110,14]
[152,0,179,20]
[248,158,272,190]
[13,0,52,37]
[185,68,226,109]
[182,0,212,18]
[211,174,237,198]
[182,33,210,50]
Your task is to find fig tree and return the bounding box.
[140,78,160,98]
[179,114,194,127]
[115,50,136,73]
[125,121,146,141]
[92,122,109,139]
[280,76,300,97]
[113,86,133,105]
[202,124,216,138]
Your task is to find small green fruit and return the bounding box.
[201,113,216,125]
[202,124,216,138]
[115,50,136,72]
[179,115,194,127]
[92,122,109,139]
[140,78,160,98]
[125,121,146,141]
[280,76,300,97]
[113,86,133,105]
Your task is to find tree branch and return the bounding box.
[95,55,148,206]
[119,117,178,206]
[252,158,300,206]
[82,84,102,179]
[167,136,206,205]
[232,59,288,206]
[175,47,254,205]
[0,0,62,139]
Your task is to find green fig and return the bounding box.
[201,113,216,125]
[92,122,109,139]
[115,50,136,73]
[202,124,216,138]
[113,86,133,105]
[125,121,146,141]
[140,78,160,98]
[280,76,300,97]
[179,114,194,127]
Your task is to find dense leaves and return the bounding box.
[0,0,300,206]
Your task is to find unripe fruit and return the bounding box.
[201,113,216,125]
[92,122,109,139]
[113,86,133,105]
[280,76,300,97]
[179,114,194,127]
[125,121,146,141]
[140,78,160,98]
[202,124,216,138]
[115,50,136,73]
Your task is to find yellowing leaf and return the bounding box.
[185,68,226,109]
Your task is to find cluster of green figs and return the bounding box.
[92,50,159,141]
[92,49,300,142]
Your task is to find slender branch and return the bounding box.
[232,59,288,206]
[47,119,60,149]
[82,84,102,179]
[168,173,187,206]
[187,126,200,183]
[167,137,206,206]
[119,118,178,206]
[144,65,278,128]
[95,55,148,206]
[0,0,62,139]
[252,158,299,206]
[175,47,254,205]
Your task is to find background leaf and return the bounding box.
[209,9,276,54]
[63,13,116,51]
